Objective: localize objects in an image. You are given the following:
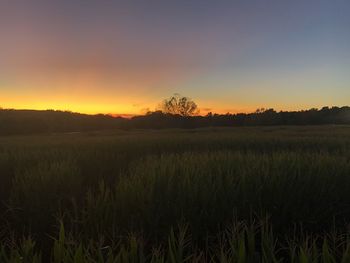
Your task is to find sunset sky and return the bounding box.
[1,0,349,115]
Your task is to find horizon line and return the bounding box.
[1,105,349,119]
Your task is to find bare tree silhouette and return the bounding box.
[159,94,199,116]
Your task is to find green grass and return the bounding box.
[0,126,350,262]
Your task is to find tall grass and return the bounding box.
[0,126,349,261]
[1,221,350,262]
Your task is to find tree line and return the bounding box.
[0,95,349,135]
[132,106,350,129]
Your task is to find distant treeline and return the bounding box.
[0,106,349,135]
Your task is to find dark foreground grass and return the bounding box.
[0,126,350,262]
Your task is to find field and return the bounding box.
[0,126,350,262]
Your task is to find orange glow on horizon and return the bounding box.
[1,72,346,116]
[1,92,260,116]
[1,99,324,117]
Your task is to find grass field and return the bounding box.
[0,126,350,262]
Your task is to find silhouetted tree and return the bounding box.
[255,108,266,114]
[159,94,199,116]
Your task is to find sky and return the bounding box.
[0,0,349,115]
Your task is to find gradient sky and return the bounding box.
[1,0,349,115]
